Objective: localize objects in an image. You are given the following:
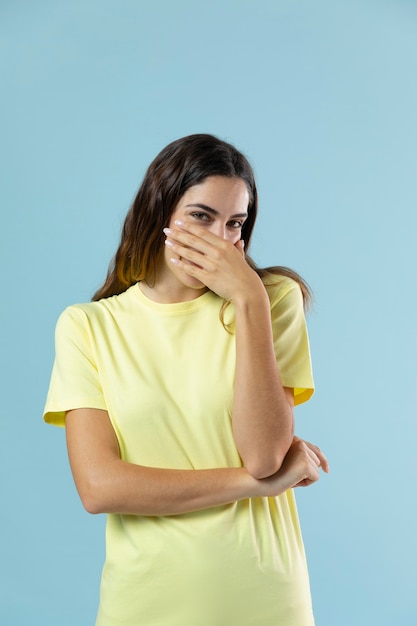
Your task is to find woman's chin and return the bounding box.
[181,275,206,290]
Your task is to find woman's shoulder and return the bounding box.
[56,285,137,328]
[261,273,302,308]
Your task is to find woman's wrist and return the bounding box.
[230,275,269,311]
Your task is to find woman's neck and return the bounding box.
[138,276,208,304]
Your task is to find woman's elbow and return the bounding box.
[76,478,109,515]
[244,456,283,480]
[242,439,293,479]
[81,494,105,515]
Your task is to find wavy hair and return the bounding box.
[92,134,311,308]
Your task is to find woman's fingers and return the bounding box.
[170,219,234,246]
[292,437,329,473]
[163,224,233,275]
[163,226,215,258]
[163,221,261,302]
[164,235,214,269]
[250,436,329,497]
[164,220,231,256]
[297,438,330,473]
[279,440,319,488]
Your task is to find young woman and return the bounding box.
[44,134,328,625]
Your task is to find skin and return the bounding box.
[66,176,329,516]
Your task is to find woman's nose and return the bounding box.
[210,222,228,240]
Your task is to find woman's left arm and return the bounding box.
[165,222,296,479]
[231,284,295,478]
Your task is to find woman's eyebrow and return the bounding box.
[185,203,248,218]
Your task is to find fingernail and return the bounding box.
[163,227,173,235]
[170,257,180,265]
[164,239,173,247]
[174,220,184,226]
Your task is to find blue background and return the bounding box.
[1,1,416,624]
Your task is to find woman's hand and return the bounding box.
[257,437,329,497]
[297,437,330,477]
[164,220,264,303]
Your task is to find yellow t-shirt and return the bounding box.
[44,276,315,626]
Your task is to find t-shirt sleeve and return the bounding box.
[268,279,314,406]
[43,306,107,427]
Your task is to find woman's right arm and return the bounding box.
[66,408,326,516]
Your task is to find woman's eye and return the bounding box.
[229,220,243,229]
[191,212,210,221]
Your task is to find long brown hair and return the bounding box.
[93,134,312,308]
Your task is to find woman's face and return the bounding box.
[159,175,250,297]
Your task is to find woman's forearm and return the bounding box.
[66,408,268,516]
[66,410,325,517]
[83,461,261,516]
[231,286,294,479]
